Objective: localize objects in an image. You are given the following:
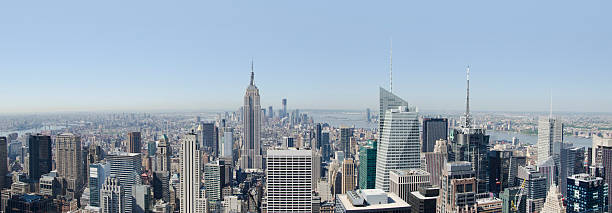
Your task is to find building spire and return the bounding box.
[465,65,472,128]
[390,38,393,92]
[549,90,553,118]
[250,59,254,86]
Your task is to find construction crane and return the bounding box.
[511,179,527,212]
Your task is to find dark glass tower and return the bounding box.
[421,118,448,152]
[28,134,52,181]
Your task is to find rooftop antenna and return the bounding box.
[549,90,553,119]
[465,65,471,128]
[250,58,254,85]
[390,38,393,92]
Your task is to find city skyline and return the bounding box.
[1,1,611,113]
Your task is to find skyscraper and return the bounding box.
[436,161,477,213]
[389,169,430,203]
[101,175,125,213]
[180,132,206,213]
[449,67,491,195]
[266,149,312,212]
[314,123,322,150]
[27,134,52,181]
[204,161,222,212]
[321,132,331,162]
[220,130,233,158]
[89,162,110,208]
[240,63,263,170]
[341,158,355,194]
[559,146,585,196]
[197,122,216,155]
[268,106,273,118]
[516,166,547,213]
[421,118,448,153]
[375,106,420,192]
[358,140,377,189]
[340,127,353,158]
[566,174,608,213]
[127,132,141,154]
[155,134,171,173]
[536,116,563,166]
[107,152,142,213]
[282,98,287,118]
[378,87,409,136]
[0,137,7,189]
[55,133,84,199]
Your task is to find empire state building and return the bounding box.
[240,63,263,170]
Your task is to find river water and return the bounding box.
[487,130,592,148]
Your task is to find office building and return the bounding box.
[268,106,273,118]
[488,150,513,195]
[128,132,141,153]
[101,175,125,213]
[566,174,607,213]
[407,186,438,213]
[342,158,356,194]
[315,123,322,150]
[133,185,153,213]
[5,194,53,213]
[204,161,222,212]
[27,134,52,181]
[378,87,409,138]
[322,132,331,162]
[152,171,170,203]
[334,189,410,213]
[449,67,491,195]
[516,166,547,213]
[180,132,206,213]
[501,187,523,213]
[266,149,312,212]
[424,139,448,187]
[389,169,430,203]
[541,184,565,213]
[155,135,171,173]
[436,161,476,213]
[220,130,233,158]
[197,122,216,155]
[537,117,563,165]
[0,137,6,190]
[107,152,142,213]
[592,135,612,207]
[240,65,263,170]
[39,172,60,197]
[375,106,420,192]
[55,133,84,199]
[559,146,585,196]
[421,118,448,153]
[358,140,377,189]
[89,162,110,207]
[282,98,287,118]
[340,127,353,158]
[476,198,502,213]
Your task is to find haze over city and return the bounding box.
[1,0,611,113]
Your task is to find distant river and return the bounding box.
[488,130,592,148]
[0,125,65,137]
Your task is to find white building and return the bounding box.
[537,117,563,164]
[266,149,313,212]
[180,132,206,213]
[375,106,420,192]
[101,175,125,213]
[389,168,430,202]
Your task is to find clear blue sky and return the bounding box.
[1,0,610,113]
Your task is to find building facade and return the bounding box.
[240,67,263,170]
[266,149,312,212]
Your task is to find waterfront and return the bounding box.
[488,130,592,148]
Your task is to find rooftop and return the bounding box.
[391,168,429,176]
[338,189,410,211]
[267,149,312,157]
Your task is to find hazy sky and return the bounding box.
[1,0,610,113]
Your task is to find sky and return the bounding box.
[0,0,610,113]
